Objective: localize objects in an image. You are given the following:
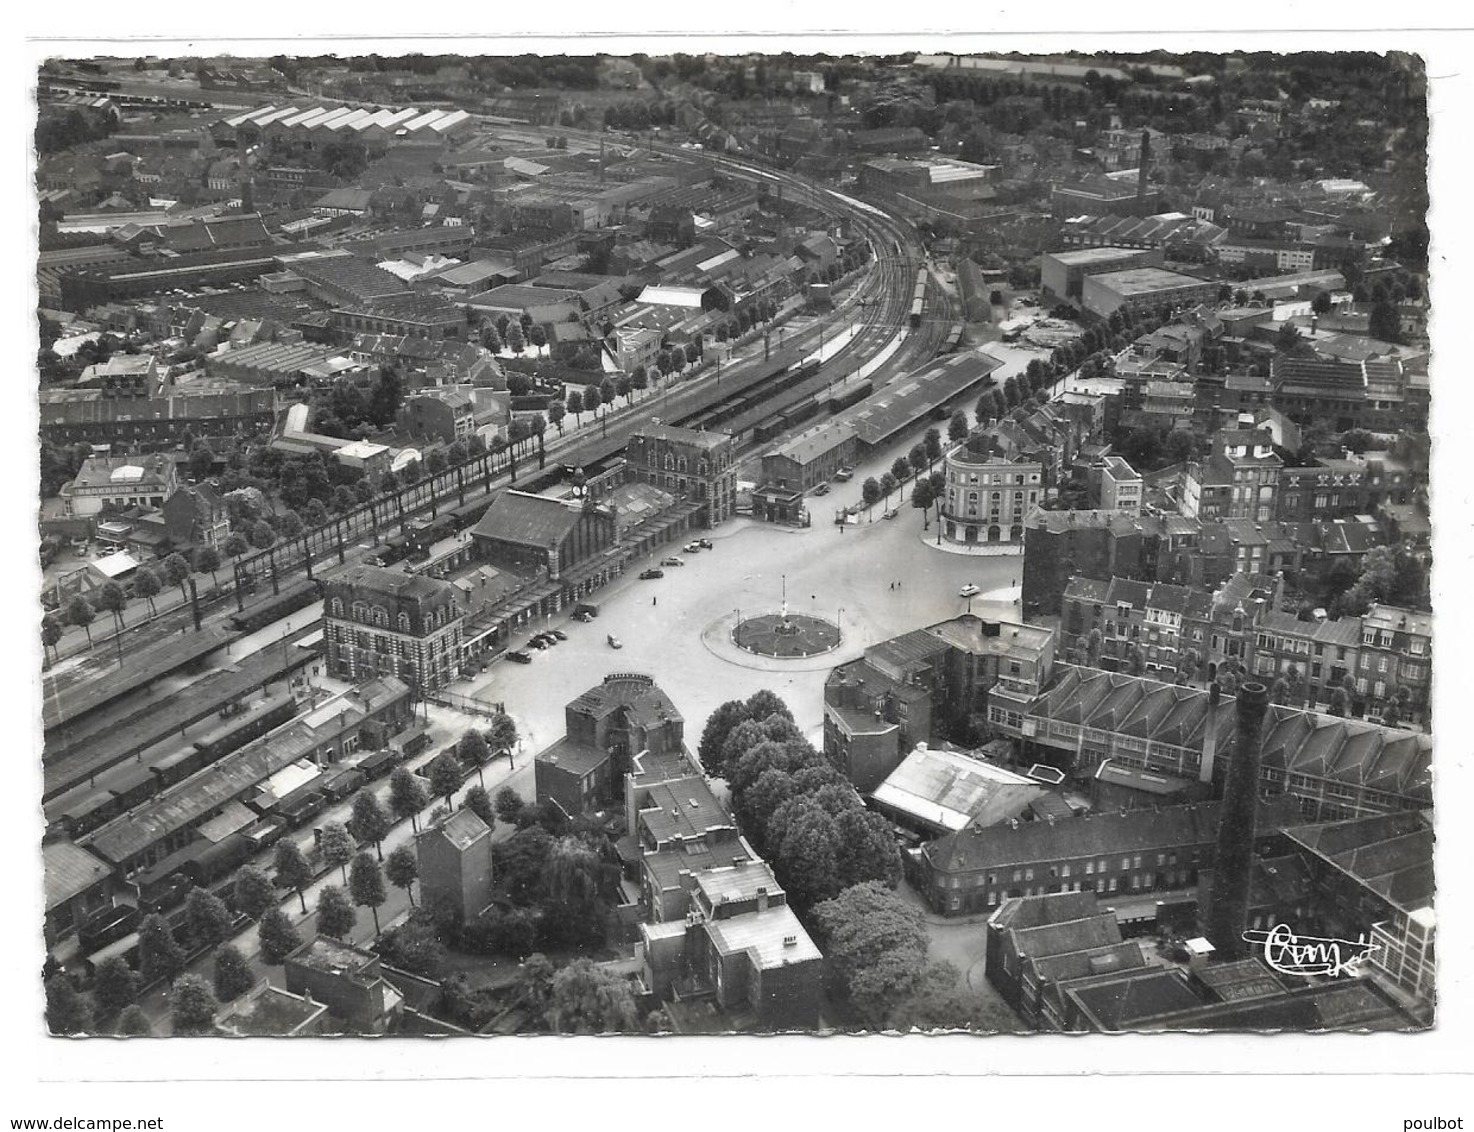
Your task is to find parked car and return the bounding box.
[506,650,533,664]
[814,482,831,496]
[639,568,665,580]
[834,467,853,482]
[574,602,599,618]
[550,628,569,641]
[572,610,595,623]
[696,538,713,550]
[661,556,685,567]
[528,637,549,650]
[683,541,703,553]
[883,508,898,520]
[959,583,981,598]
[607,634,622,649]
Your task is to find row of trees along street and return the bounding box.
[698,691,1025,1031]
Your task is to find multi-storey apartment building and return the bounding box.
[940,435,1044,548]
[322,565,465,692]
[626,424,738,528]
[1061,576,1212,678]
[1356,604,1433,726]
[1182,428,1283,522]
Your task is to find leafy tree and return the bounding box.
[273,840,314,914]
[389,767,430,832]
[463,784,496,829]
[132,566,162,616]
[545,959,640,1034]
[375,914,446,978]
[582,383,602,416]
[772,801,846,909]
[718,718,772,782]
[698,699,751,776]
[428,752,463,810]
[948,410,969,442]
[66,594,96,645]
[170,974,219,1035]
[350,790,392,860]
[494,786,526,826]
[193,545,222,589]
[811,882,931,1027]
[232,865,276,921]
[350,853,388,935]
[96,581,129,633]
[138,914,186,986]
[184,886,233,949]
[888,961,1026,1032]
[385,845,420,907]
[319,821,357,884]
[222,531,250,562]
[1368,299,1402,343]
[923,427,943,467]
[159,554,191,603]
[248,519,275,550]
[487,712,518,756]
[492,825,555,905]
[212,944,255,1003]
[46,975,93,1035]
[458,728,490,774]
[316,885,357,940]
[42,617,64,666]
[879,472,898,504]
[93,956,139,1023]
[257,906,302,965]
[115,1005,151,1036]
[276,509,306,540]
[548,401,567,433]
[890,455,911,491]
[833,807,903,889]
[911,478,935,526]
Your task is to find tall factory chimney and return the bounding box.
[1137,129,1151,202]
[1204,681,1271,961]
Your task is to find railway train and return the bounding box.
[227,579,322,634]
[910,268,928,328]
[44,691,299,840]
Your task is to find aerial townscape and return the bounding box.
[33,48,1433,1038]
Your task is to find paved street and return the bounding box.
[460,413,1025,752]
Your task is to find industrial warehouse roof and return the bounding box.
[871,746,1044,833]
[80,677,407,866]
[1087,267,1212,295]
[1284,810,1434,914]
[43,841,112,910]
[1031,667,1433,805]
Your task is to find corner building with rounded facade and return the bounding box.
[940,436,1044,548]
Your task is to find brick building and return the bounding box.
[824,613,1057,792]
[322,565,466,692]
[415,809,494,922]
[626,424,738,528]
[917,796,1302,917]
[470,491,617,581]
[637,860,823,1031]
[1182,428,1283,522]
[1061,576,1213,679]
[535,674,685,818]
